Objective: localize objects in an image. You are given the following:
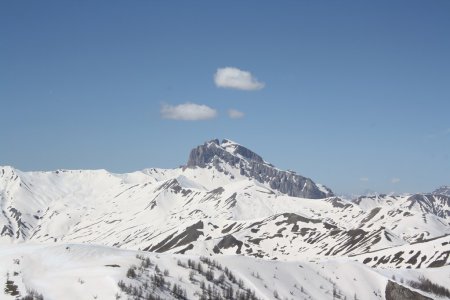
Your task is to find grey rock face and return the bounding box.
[406,193,450,220]
[187,139,333,199]
[385,281,432,300]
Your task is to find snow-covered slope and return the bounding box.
[1,139,449,299]
[1,243,443,300]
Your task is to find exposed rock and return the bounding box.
[213,234,243,254]
[385,280,432,300]
[145,221,204,252]
[187,139,333,199]
[406,194,450,219]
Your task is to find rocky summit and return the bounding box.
[187,139,333,199]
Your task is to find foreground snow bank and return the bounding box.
[1,243,442,300]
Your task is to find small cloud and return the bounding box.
[391,178,401,184]
[359,177,369,182]
[214,67,265,91]
[426,128,450,139]
[161,103,217,121]
[228,109,245,119]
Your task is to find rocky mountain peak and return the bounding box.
[187,139,264,166]
[186,139,333,199]
[219,139,265,164]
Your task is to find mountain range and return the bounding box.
[1,139,449,300]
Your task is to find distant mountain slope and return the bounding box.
[433,186,450,197]
[353,234,450,269]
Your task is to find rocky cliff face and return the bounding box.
[187,139,333,199]
[385,281,432,300]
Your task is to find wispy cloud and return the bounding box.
[214,67,265,91]
[359,177,369,182]
[426,128,450,139]
[161,103,217,121]
[227,109,245,119]
[391,178,401,184]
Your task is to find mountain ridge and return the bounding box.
[0,139,449,300]
[186,139,333,199]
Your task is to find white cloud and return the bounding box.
[228,109,245,119]
[426,128,450,139]
[214,67,265,90]
[161,103,217,121]
[359,177,369,182]
[391,178,401,184]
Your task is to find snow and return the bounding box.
[0,243,411,300]
[0,162,448,299]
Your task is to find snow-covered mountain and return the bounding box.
[434,186,450,197]
[1,139,449,299]
[186,139,333,199]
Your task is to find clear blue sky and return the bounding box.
[1,1,449,195]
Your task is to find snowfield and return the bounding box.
[2,243,446,300]
[1,139,449,299]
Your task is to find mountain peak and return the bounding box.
[187,139,267,167]
[186,139,333,199]
[220,139,265,164]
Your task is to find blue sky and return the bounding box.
[1,1,449,195]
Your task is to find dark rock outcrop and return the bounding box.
[385,281,432,300]
[213,234,243,254]
[145,221,204,253]
[187,139,333,199]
